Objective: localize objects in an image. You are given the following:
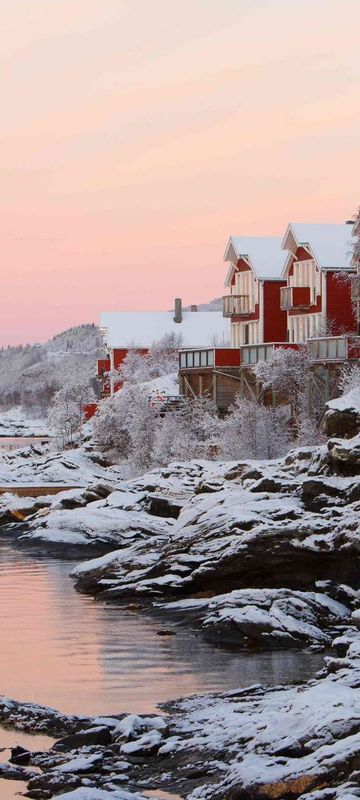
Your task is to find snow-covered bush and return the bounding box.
[253,347,323,445]
[93,384,160,470]
[220,396,291,460]
[117,333,182,385]
[339,363,360,396]
[153,397,220,464]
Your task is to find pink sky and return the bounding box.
[1,0,360,345]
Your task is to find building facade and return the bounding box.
[223,236,288,347]
[281,223,357,343]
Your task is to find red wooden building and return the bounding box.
[98,300,230,396]
[223,236,288,347]
[280,222,357,342]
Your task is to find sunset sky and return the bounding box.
[1,0,360,345]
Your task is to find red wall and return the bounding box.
[97,358,110,376]
[113,348,148,368]
[83,403,98,420]
[263,281,287,343]
[326,272,357,334]
[215,349,241,367]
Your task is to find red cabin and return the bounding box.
[281,223,357,342]
[223,236,288,347]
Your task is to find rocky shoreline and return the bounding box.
[2,628,360,800]
[1,423,360,797]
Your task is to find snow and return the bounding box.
[139,372,179,399]
[0,445,126,487]
[100,311,230,349]
[59,789,147,800]
[285,223,354,271]
[0,407,51,437]
[224,236,287,281]
[326,388,360,414]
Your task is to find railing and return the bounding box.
[308,335,360,361]
[223,295,250,317]
[179,349,214,369]
[241,342,299,365]
[351,275,360,302]
[280,286,311,310]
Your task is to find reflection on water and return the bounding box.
[0,541,325,717]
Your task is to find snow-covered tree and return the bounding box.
[116,333,182,385]
[220,396,291,460]
[93,384,160,471]
[351,208,360,267]
[48,382,96,447]
[153,396,220,464]
[253,347,326,446]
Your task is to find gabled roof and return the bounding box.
[281,223,355,275]
[224,236,287,286]
[100,311,230,349]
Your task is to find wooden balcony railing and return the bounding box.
[280,286,311,310]
[308,335,360,361]
[223,295,250,317]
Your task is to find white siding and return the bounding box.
[289,259,320,304]
[288,313,322,343]
[233,269,258,311]
[231,321,260,346]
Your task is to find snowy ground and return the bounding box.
[0,406,51,437]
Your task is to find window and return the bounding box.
[244,324,249,345]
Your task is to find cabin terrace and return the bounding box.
[281,222,357,342]
[223,235,288,346]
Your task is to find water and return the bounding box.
[0,540,325,797]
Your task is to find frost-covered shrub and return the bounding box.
[117,333,182,385]
[93,384,160,470]
[252,347,323,446]
[220,396,291,460]
[153,397,220,464]
[339,363,360,396]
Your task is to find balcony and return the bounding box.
[351,275,360,302]
[223,295,250,317]
[280,286,311,310]
[308,335,360,362]
[241,342,300,366]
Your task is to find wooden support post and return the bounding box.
[240,368,244,400]
[199,375,203,397]
[325,366,330,402]
[212,372,217,409]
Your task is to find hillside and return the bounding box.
[0,324,104,414]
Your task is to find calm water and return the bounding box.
[0,539,326,798]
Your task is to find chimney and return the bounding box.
[174,298,182,323]
[190,304,198,312]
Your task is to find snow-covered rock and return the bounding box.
[158,588,352,649]
[324,389,360,438]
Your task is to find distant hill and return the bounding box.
[0,324,104,414]
[183,297,222,311]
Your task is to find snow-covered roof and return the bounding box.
[224,236,287,284]
[100,311,230,349]
[282,223,355,274]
